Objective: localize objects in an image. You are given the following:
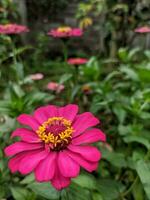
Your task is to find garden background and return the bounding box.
[0,0,150,200]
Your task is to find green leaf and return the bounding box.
[102,150,127,168]
[113,105,126,124]
[0,185,5,198]
[104,71,121,82]
[123,135,150,149]
[10,187,28,200]
[1,45,33,63]
[70,85,80,102]
[135,159,150,200]
[120,66,139,81]
[11,63,24,80]
[92,192,103,200]
[118,124,131,136]
[112,4,128,13]
[118,48,128,62]
[0,101,11,114]
[140,111,150,119]
[25,91,54,105]
[138,69,150,82]
[0,116,16,133]
[20,173,34,184]
[59,73,72,84]
[28,182,60,199]
[132,181,144,200]
[98,179,125,200]
[72,174,97,190]
[11,84,25,98]
[61,183,92,200]
[144,50,150,59]
[128,48,140,60]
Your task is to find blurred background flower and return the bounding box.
[29,73,44,80]
[0,23,29,34]
[47,82,65,93]
[67,58,88,65]
[134,26,150,33]
[48,27,83,38]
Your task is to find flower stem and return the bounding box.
[61,40,68,62]
[121,176,139,197]
[74,65,79,84]
[59,191,62,200]
[10,37,17,64]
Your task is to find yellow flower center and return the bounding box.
[4,24,11,28]
[36,117,74,150]
[57,27,72,33]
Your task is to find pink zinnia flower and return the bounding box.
[0,23,29,34]
[47,82,65,93]
[67,58,88,65]
[48,26,83,38]
[134,26,150,33]
[29,73,44,80]
[5,104,106,190]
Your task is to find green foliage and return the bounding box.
[135,159,150,200]
[28,182,60,199]
[0,1,150,200]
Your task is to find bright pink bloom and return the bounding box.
[134,26,150,33]
[47,82,65,93]
[0,23,29,34]
[67,58,88,65]
[48,26,83,38]
[29,73,44,80]
[5,104,106,190]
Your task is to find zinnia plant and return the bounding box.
[48,26,83,38]
[5,104,106,190]
[0,23,29,34]
[47,26,83,61]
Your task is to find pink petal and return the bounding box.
[72,128,106,145]
[11,128,40,143]
[19,149,48,174]
[51,176,71,191]
[51,163,71,190]
[8,152,28,173]
[66,150,98,172]
[34,106,49,124]
[58,104,78,121]
[58,151,80,178]
[17,114,40,131]
[73,112,100,137]
[35,152,57,181]
[68,145,101,162]
[44,105,58,118]
[5,142,43,156]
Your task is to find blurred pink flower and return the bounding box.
[0,23,29,34]
[47,82,65,93]
[5,104,106,190]
[29,73,44,80]
[134,26,150,33]
[48,26,83,38]
[67,58,88,65]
